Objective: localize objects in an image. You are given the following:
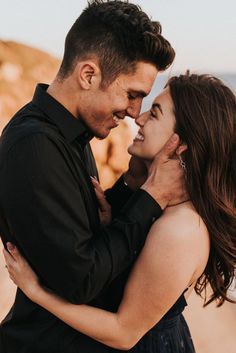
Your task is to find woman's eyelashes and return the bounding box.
[149,110,156,118]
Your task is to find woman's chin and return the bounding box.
[128,145,157,161]
[127,144,140,157]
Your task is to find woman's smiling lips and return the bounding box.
[133,130,145,142]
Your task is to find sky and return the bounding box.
[1,0,236,73]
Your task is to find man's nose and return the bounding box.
[126,100,142,120]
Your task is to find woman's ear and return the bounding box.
[176,143,188,156]
[75,60,101,90]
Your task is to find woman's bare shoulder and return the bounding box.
[147,202,210,267]
[142,201,210,283]
[152,201,208,240]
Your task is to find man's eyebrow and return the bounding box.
[130,90,148,98]
[138,90,148,98]
[152,102,163,115]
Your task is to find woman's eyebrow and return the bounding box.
[152,102,163,115]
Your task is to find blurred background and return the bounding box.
[0,1,236,352]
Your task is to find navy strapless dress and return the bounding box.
[119,293,195,353]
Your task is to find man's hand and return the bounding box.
[123,155,148,190]
[141,134,188,210]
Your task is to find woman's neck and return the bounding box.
[143,160,152,169]
[143,158,190,208]
[166,199,190,208]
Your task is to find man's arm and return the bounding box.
[2,133,161,304]
[105,175,134,217]
[105,155,148,216]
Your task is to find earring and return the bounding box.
[179,155,186,171]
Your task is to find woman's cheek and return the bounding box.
[146,143,162,158]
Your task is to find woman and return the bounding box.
[4,73,236,353]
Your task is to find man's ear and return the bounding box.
[176,143,188,156]
[75,60,101,90]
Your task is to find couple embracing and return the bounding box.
[1,1,236,353]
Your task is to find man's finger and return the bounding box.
[158,133,180,161]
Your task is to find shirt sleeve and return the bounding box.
[105,174,134,217]
[2,133,162,304]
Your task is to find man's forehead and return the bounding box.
[126,63,157,88]
[115,63,157,94]
[125,79,154,97]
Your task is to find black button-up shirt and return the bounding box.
[0,84,162,353]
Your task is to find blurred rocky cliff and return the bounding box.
[0,40,132,188]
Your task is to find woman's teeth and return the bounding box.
[135,132,144,141]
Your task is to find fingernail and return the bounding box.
[91,176,98,183]
[7,242,15,251]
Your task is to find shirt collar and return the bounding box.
[32,83,94,144]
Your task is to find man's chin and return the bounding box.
[93,129,111,140]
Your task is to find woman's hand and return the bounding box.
[3,243,40,300]
[91,177,111,225]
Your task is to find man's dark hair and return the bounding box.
[58,0,175,86]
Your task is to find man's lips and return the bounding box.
[112,113,125,127]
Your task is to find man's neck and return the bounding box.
[47,79,79,119]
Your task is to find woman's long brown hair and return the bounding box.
[167,73,236,306]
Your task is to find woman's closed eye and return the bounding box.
[149,110,156,118]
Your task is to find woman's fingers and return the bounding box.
[94,188,109,212]
[90,176,111,224]
[3,248,17,283]
[3,244,37,290]
[6,242,20,261]
[3,243,24,275]
[91,177,108,211]
[3,248,15,266]
[91,176,103,193]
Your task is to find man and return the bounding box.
[0,1,182,352]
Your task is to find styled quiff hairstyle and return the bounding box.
[58,0,175,86]
[167,73,236,306]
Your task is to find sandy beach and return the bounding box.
[0,240,236,353]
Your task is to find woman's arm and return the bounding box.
[4,207,208,350]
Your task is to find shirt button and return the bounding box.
[134,250,137,255]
